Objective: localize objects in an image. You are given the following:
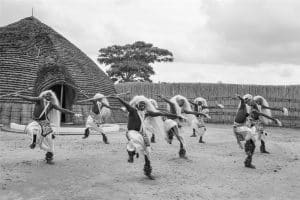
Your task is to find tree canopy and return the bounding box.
[98,41,173,83]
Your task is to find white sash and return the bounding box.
[97,101,102,113]
[38,100,50,119]
[137,110,145,133]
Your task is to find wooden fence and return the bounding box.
[116,82,300,128]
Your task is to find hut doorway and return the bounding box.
[49,84,76,123]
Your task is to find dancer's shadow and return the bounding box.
[168,156,193,163]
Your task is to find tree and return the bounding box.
[98,41,173,83]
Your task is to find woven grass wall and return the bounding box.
[116,82,300,128]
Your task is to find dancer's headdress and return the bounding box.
[194,97,209,113]
[169,95,196,126]
[130,95,165,136]
[93,93,111,120]
[39,90,61,129]
[253,95,272,124]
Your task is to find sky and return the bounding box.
[1,0,300,85]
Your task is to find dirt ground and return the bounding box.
[0,124,299,200]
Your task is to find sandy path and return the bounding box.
[0,124,299,200]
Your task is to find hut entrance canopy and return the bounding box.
[49,84,76,123]
[35,60,77,123]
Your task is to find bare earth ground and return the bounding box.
[0,124,299,200]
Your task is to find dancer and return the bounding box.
[109,95,181,179]
[189,97,224,143]
[245,95,287,153]
[15,90,81,164]
[148,99,159,143]
[81,93,119,144]
[168,95,211,131]
[157,95,210,156]
[150,98,188,155]
[155,96,189,158]
[233,94,282,169]
[168,95,210,126]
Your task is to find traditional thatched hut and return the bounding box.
[0,16,124,125]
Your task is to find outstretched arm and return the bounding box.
[91,100,114,110]
[146,110,181,119]
[102,102,124,111]
[252,110,282,126]
[261,105,280,111]
[203,104,224,109]
[108,96,135,112]
[14,94,42,102]
[183,110,210,118]
[52,104,76,115]
[261,105,287,113]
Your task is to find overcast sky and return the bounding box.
[1,0,300,85]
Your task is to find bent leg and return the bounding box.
[151,133,156,143]
[42,134,55,164]
[30,134,37,149]
[143,155,154,179]
[190,128,197,137]
[198,127,207,143]
[92,124,109,144]
[101,133,109,144]
[244,139,256,169]
[82,128,90,139]
[260,139,269,154]
[171,127,186,158]
[39,137,52,152]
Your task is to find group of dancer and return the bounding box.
[234,94,288,168]
[12,90,288,179]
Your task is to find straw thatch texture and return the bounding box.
[0,17,125,124]
[116,82,300,128]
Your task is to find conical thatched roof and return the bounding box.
[0,17,125,123]
[0,16,116,100]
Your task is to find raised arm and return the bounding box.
[14,93,42,102]
[235,94,246,107]
[157,95,172,105]
[236,94,244,101]
[188,100,197,106]
[157,95,178,114]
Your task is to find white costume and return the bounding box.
[233,121,259,143]
[192,97,209,137]
[85,93,111,135]
[169,95,197,128]
[25,90,60,158]
[165,95,197,155]
[127,96,164,157]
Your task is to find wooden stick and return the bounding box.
[70,85,90,98]
[0,87,34,98]
[76,91,130,103]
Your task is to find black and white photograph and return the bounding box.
[0,0,299,199]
